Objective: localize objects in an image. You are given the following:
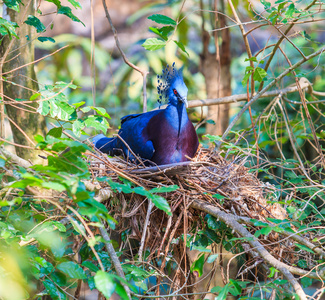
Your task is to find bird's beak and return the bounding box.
[182,97,188,108]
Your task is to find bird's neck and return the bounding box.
[166,103,189,136]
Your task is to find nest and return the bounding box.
[87,147,290,261]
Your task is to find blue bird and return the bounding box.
[93,63,199,165]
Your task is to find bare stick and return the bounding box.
[138,199,154,261]
[187,77,312,108]
[102,0,149,112]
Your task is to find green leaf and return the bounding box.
[245,57,257,62]
[43,279,67,300]
[67,0,82,9]
[72,119,84,137]
[24,15,45,33]
[30,93,41,101]
[149,185,178,193]
[301,277,313,288]
[149,25,174,41]
[148,14,177,25]
[82,261,99,272]
[142,38,166,51]
[38,36,55,43]
[94,271,116,299]
[47,127,63,138]
[58,6,85,26]
[190,253,205,277]
[50,221,66,232]
[0,18,19,39]
[37,100,50,116]
[207,254,218,263]
[91,106,111,118]
[285,3,295,18]
[42,181,66,192]
[84,115,109,134]
[229,279,242,296]
[295,243,315,253]
[253,67,267,82]
[174,40,189,56]
[213,283,230,300]
[150,194,172,216]
[3,0,20,12]
[57,261,86,279]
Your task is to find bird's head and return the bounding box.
[157,63,188,108]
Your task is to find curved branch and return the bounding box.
[102,0,149,112]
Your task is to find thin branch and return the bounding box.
[138,199,154,261]
[99,226,132,299]
[187,77,312,108]
[102,0,149,112]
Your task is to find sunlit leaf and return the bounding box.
[148,14,177,25]
[142,38,166,51]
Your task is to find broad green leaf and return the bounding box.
[285,3,295,18]
[84,115,109,133]
[229,279,242,296]
[94,271,116,299]
[142,38,166,51]
[42,181,66,192]
[190,253,205,277]
[3,0,20,11]
[37,100,50,116]
[43,279,67,300]
[47,127,63,138]
[57,261,86,279]
[150,194,171,216]
[72,119,84,137]
[148,14,177,25]
[253,67,267,82]
[82,261,99,272]
[38,36,55,43]
[58,6,85,26]
[24,15,45,33]
[0,18,19,39]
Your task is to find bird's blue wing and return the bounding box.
[120,113,142,125]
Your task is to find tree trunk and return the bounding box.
[1,0,47,163]
[200,0,231,136]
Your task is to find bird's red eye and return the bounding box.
[173,89,177,95]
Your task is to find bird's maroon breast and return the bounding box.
[145,114,198,165]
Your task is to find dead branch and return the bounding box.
[188,76,312,108]
[102,0,149,112]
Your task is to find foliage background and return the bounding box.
[1,0,325,299]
